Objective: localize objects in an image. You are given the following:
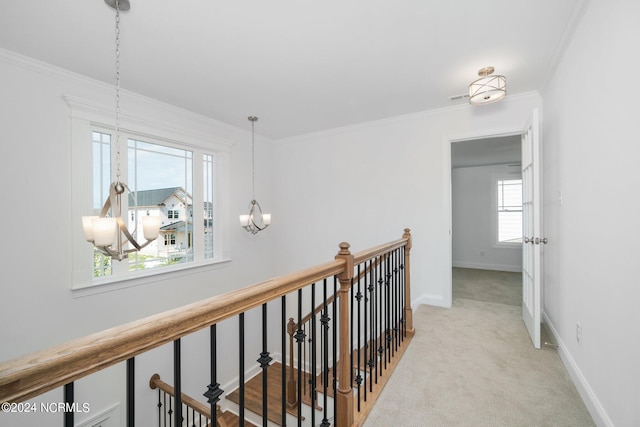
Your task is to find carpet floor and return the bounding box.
[453,267,522,307]
[362,269,594,427]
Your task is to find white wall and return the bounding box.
[452,164,522,272]
[272,93,541,309]
[0,50,277,426]
[541,0,640,425]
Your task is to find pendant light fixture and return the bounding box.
[469,66,506,105]
[81,0,161,261]
[239,116,271,234]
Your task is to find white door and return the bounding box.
[522,108,542,349]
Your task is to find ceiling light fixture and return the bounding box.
[81,0,161,260]
[239,116,271,234]
[469,66,506,105]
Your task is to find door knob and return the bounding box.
[534,237,549,245]
[524,237,534,244]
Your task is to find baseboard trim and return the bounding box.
[542,312,614,427]
[413,294,448,309]
[453,261,522,273]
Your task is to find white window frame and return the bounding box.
[491,174,523,248]
[67,95,231,293]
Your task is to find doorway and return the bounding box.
[450,135,523,307]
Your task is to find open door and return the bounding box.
[522,108,542,349]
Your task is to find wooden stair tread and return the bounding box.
[226,362,305,426]
[217,410,257,427]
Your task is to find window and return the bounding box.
[90,130,218,275]
[496,178,523,244]
[68,95,231,290]
[164,233,176,246]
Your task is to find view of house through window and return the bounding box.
[90,129,216,279]
[497,178,523,243]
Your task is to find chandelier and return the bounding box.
[81,0,161,261]
[468,66,506,105]
[239,116,271,234]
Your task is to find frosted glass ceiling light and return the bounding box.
[239,116,271,234]
[469,66,506,105]
[81,0,160,260]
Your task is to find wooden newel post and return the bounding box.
[403,228,415,336]
[335,242,355,427]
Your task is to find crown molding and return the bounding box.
[1,48,244,148]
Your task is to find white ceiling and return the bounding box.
[0,0,587,139]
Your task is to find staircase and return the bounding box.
[225,363,314,426]
[1,229,414,427]
[228,328,413,427]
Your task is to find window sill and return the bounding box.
[491,242,522,249]
[71,257,231,298]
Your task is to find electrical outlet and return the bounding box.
[576,322,582,343]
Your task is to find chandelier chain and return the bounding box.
[114,0,122,183]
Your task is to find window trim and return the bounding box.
[67,95,232,292]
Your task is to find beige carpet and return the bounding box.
[453,267,522,307]
[362,299,595,427]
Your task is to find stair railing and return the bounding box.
[0,229,413,427]
[284,229,415,426]
[149,374,228,427]
[284,254,385,409]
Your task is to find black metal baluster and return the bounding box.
[320,278,330,427]
[332,276,338,423]
[127,357,135,427]
[377,256,384,377]
[385,254,391,366]
[355,263,362,411]
[393,249,398,353]
[401,246,406,340]
[157,389,161,427]
[350,276,354,388]
[319,293,324,394]
[396,248,401,348]
[239,313,245,427]
[363,260,369,401]
[204,325,223,427]
[174,339,182,427]
[303,323,307,398]
[368,258,375,392]
[63,382,73,427]
[395,249,399,349]
[168,391,173,427]
[295,289,305,427]
[258,303,273,427]
[311,282,316,427]
[281,295,287,427]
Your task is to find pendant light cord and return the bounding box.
[251,118,255,201]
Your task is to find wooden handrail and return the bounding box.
[149,374,227,427]
[0,259,344,403]
[0,227,412,425]
[352,236,407,265]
